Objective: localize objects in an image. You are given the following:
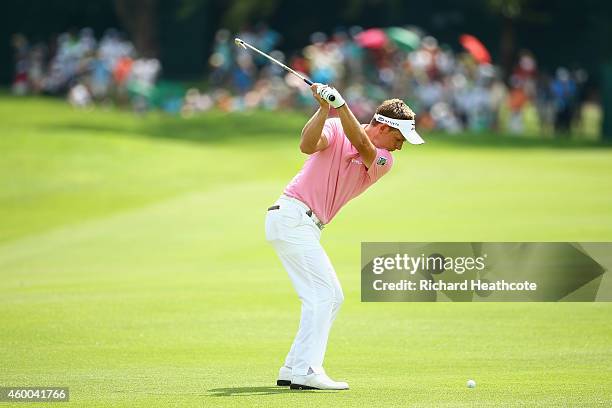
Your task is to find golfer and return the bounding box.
[265,84,424,390]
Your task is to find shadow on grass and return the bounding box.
[41,110,309,146]
[40,107,612,150]
[208,386,338,396]
[428,131,612,150]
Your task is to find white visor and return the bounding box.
[374,113,425,145]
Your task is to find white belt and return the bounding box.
[280,194,325,230]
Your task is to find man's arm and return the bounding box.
[336,105,377,168]
[299,84,331,154]
[316,85,377,167]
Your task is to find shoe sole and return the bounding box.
[276,380,291,386]
[290,383,319,390]
[290,383,349,390]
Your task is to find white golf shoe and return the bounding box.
[290,373,349,390]
[276,366,292,386]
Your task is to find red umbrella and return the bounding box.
[355,28,388,49]
[459,34,491,64]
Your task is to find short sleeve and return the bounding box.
[322,118,342,149]
[366,148,393,181]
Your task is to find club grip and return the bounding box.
[314,83,337,102]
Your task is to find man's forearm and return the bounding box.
[336,105,370,149]
[300,107,329,152]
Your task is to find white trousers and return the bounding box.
[265,195,344,376]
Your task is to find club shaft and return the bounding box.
[237,39,313,86]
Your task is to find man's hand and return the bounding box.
[310,83,330,110]
[313,84,346,109]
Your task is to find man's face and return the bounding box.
[376,125,405,151]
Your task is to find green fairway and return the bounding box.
[1,96,611,407]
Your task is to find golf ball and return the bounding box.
[467,379,476,388]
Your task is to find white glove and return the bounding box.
[317,85,345,109]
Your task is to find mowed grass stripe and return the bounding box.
[1,96,611,407]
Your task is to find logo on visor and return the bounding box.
[377,116,399,127]
[376,157,387,166]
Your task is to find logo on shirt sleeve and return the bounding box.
[376,156,387,166]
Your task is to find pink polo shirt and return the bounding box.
[284,118,393,224]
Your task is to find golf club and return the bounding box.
[234,37,335,102]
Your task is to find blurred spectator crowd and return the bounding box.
[11,25,602,138]
[11,29,161,111]
[199,25,602,138]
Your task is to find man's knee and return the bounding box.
[335,290,345,305]
[304,285,337,311]
[300,288,334,309]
